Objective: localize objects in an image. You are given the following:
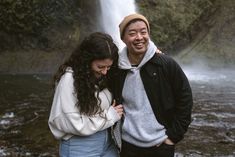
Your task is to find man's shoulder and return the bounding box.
[149,53,176,66]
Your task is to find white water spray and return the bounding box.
[183,65,235,85]
[99,0,137,50]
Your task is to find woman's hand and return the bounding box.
[112,100,124,118]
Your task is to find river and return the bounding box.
[0,69,234,157]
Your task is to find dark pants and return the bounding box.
[120,140,175,157]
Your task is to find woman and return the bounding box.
[48,32,123,157]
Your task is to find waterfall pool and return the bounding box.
[0,72,234,157]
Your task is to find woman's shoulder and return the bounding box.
[59,67,74,85]
[65,67,73,73]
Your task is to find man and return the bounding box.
[111,13,193,157]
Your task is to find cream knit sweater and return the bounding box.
[48,68,120,140]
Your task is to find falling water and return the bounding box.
[99,0,136,50]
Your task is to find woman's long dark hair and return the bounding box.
[53,32,119,116]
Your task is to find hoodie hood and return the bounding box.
[118,40,157,70]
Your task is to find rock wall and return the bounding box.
[0,0,234,73]
[0,0,98,51]
[178,0,235,67]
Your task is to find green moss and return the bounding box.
[0,0,234,72]
[136,0,214,51]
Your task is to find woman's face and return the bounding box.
[91,58,113,79]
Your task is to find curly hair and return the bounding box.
[53,32,119,116]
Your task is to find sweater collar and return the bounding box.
[118,40,157,70]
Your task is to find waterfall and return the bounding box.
[99,0,137,50]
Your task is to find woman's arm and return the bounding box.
[49,72,121,137]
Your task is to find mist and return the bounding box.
[176,55,235,86]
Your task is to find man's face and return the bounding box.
[122,20,150,56]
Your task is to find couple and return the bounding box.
[48,13,193,157]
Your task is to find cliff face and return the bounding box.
[0,0,99,51]
[0,0,99,73]
[136,0,216,51]
[0,0,234,73]
[137,0,235,67]
[178,0,235,67]
[0,0,77,51]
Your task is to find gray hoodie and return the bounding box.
[118,40,168,147]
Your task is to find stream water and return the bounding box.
[0,68,234,157]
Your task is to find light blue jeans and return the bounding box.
[59,129,119,157]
